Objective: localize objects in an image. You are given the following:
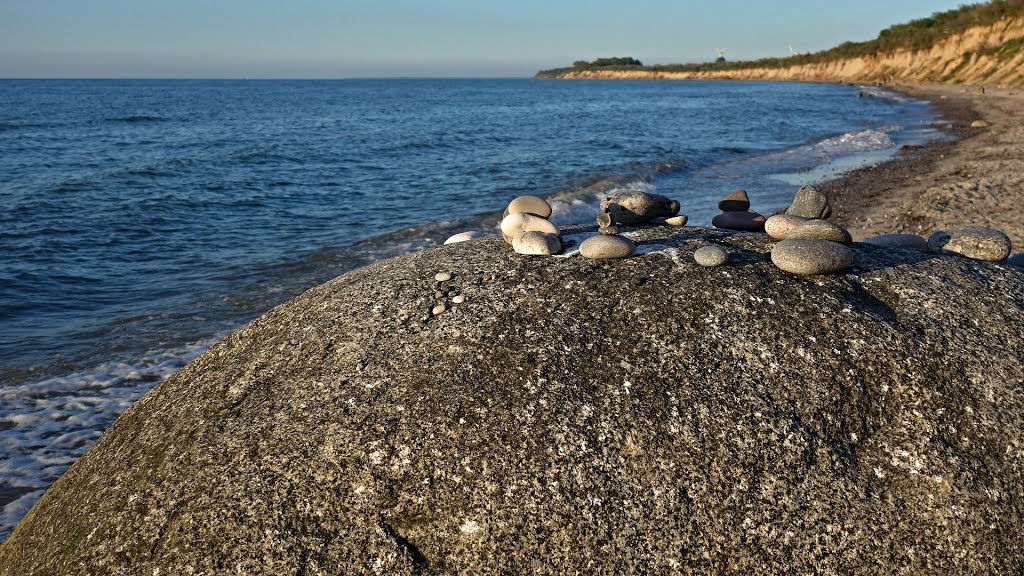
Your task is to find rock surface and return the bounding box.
[3,225,1024,575]
[785,185,832,219]
[927,226,1012,262]
[771,239,855,275]
[600,191,680,225]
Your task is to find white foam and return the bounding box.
[0,335,223,542]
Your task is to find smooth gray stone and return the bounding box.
[712,211,766,232]
[501,213,559,244]
[764,214,809,240]
[507,195,553,218]
[771,239,854,275]
[579,235,634,259]
[512,231,561,256]
[434,272,453,282]
[718,190,750,212]
[665,215,688,227]
[927,227,1012,262]
[864,233,929,250]
[694,245,729,267]
[600,191,679,225]
[788,220,852,244]
[785,185,832,220]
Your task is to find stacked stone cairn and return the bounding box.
[766,186,855,275]
[500,195,562,256]
[711,190,767,232]
[577,190,683,260]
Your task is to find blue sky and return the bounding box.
[0,0,970,78]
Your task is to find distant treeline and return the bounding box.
[571,57,644,68]
[537,0,1024,77]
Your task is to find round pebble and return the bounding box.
[788,219,852,244]
[764,214,809,240]
[512,231,561,256]
[579,235,635,259]
[971,119,991,128]
[507,195,552,218]
[452,294,466,304]
[694,245,729,267]
[434,272,453,282]
[927,226,1011,262]
[665,215,689,227]
[864,233,929,250]
[711,211,766,232]
[431,303,448,316]
[501,212,559,244]
[444,231,489,245]
[718,190,750,212]
[771,239,854,275]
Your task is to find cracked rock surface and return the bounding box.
[2,225,1023,575]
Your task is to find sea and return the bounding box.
[0,78,941,540]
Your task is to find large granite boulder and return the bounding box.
[2,226,1023,575]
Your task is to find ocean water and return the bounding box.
[0,78,939,539]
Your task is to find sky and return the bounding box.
[0,0,971,78]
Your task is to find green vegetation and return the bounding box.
[571,57,644,68]
[536,0,1024,77]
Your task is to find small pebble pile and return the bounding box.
[499,195,562,256]
[764,186,855,275]
[581,210,635,260]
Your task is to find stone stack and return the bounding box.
[581,211,635,259]
[769,187,852,275]
[500,195,562,256]
[711,190,767,232]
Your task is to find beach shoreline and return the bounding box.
[822,82,1023,251]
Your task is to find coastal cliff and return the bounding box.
[539,15,1024,86]
[2,226,1023,574]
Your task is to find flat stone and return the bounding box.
[444,231,489,245]
[711,211,766,232]
[512,231,561,256]
[694,245,729,267]
[785,185,832,220]
[927,227,1012,262]
[434,272,453,282]
[507,195,552,218]
[771,239,854,275]
[764,214,809,240]
[598,225,621,236]
[600,191,679,225]
[664,215,688,227]
[864,233,929,250]
[579,235,634,259]
[718,190,750,212]
[501,212,559,244]
[788,220,852,244]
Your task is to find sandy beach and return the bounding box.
[824,83,1023,252]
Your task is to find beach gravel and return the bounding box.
[3,225,1023,575]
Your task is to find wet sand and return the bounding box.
[823,83,1023,253]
